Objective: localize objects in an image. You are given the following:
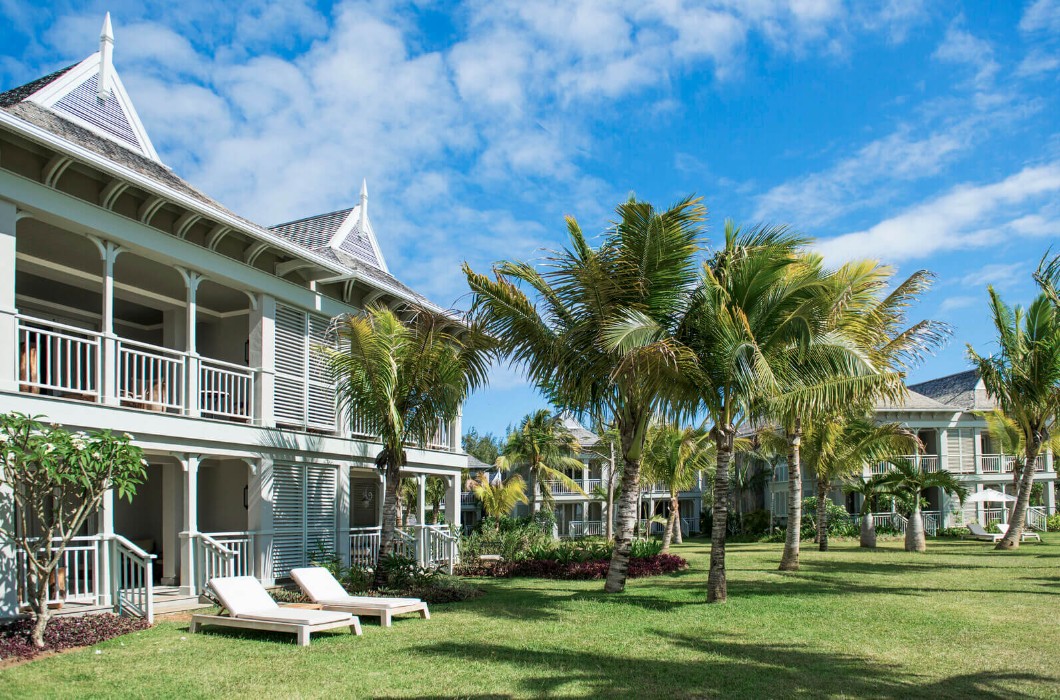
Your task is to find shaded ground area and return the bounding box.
[1,537,1057,699]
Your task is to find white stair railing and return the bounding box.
[202,531,256,577]
[1027,506,1048,532]
[110,535,155,623]
[187,532,236,594]
[421,525,457,574]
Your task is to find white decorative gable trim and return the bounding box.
[26,52,161,164]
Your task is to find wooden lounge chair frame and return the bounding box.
[290,566,430,627]
[963,523,1003,542]
[996,523,1042,542]
[191,576,362,646]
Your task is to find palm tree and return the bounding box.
[641,423,714,553]
[977,408,1060,520]
[967,288,1060,549]
[426,476,448,524]
[680,222,855,602]
[800,417,919,551]
[844,474,893,548]
[469,472,529,524]
[496,410,586,512]
[882,460,968,552]
[465,196,704,593]
[323,305,493,585]
[772,263,945,571]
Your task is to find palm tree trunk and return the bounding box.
[673,499,684,545]
[661,494,678,553]
[779,423,802,571]
[604,427,643,593]
[375,457,403,587]
[905,497,926,552]
[606,441,616,541]
[860,511,876,548]
[817,479,829,552]
[708,426,734,603]
[997,438,1042,550]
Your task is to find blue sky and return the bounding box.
[2,1,1059,437]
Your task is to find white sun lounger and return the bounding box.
[191,575,362,646]
[963,523,1003,542]
[290,567,430,627]
[996,523,1042,542]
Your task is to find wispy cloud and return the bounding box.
[932,22,999,89]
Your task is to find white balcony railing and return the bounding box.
[871,455,940,475]
[544,480,585,495]
[568,520,605,538]
[14,315,256,424]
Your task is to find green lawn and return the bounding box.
[3,537,1058,699]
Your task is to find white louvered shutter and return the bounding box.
[305,466,337,556]
[270,463,338,577]
[307,315,337,431]
[271,463,305,577]
[274,305,307,426]
[946,428,974,473]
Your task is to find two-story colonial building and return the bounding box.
[0,16,465,620]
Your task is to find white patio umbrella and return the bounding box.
[965,488,1016,503]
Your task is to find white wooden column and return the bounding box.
[249,294,276,427]
[177,269,202,418]
[247,457,274,584]
[417,474,427,525]
[179,454,199,594]
[336,464,352,566]
[445,473,460,530]
[161,462,181,585]
[0,200,17,395]
[377,473,385,527]
[450,407,463,452]
[97,488,115,605]
[89,238,123,406]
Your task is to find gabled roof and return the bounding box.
[875,388,956,412]
[466,455,493,470]
[0,64,76,108]
[269,198,388,273]
[909,369,995,411]
[559,413,600,449]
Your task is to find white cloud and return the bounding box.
[932,22,998,89]
[815,163,1060,265]
[1016,49,1060,77]
[938,295,977,313]
[959,262,1026,290]
[1020,0,1060,34]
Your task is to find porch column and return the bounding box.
[161,463,181,585]
[445,474,459,530]
[177,269,202,418]
[0,200,17,394]
[94,239,123,406]
[179,454,199,594]
[1046,480,1056,515]
[417,474,427,525]
[249,294,276,427]
[450,406,462,453]
[336,464,351,566]
[247,457,274,584]
[377,472,385,526]
[97,488,115,605]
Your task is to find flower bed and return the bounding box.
[0,614,150,662]
[491,553,688,580]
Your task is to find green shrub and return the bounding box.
[741,509,772,536]
[935,527,969,538]
[630,538,663,558]
[1046,514,1060,532]
[801,497,856,537]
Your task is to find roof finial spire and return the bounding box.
[98,12,114,100]
[359,178,368,230]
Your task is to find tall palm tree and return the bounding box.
[801,417,919,550]
[977,408,1060,518]
[465,196,704,593]
[469,472,529,523]
[496,410,585,511]
[425,476,448,524]
[323,305,494,585]
[882,460,968,552]
[844,474,894,548]
[679,222,855,602]
[772,263,945,571]
[967,288,1060,549]
[641,423,714,553]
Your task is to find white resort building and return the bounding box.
[0,17,465,621]
[467,415,705,539]
[764,370,1057,535]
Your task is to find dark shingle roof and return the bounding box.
[909,370,992,411]
[876,389,956,411]
[0,64,76,107]
[560,413,600,449]
[270,209,352,250]
[466,455,493,470]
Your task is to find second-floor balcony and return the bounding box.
[16,315,257,423]
[870,455,940,475]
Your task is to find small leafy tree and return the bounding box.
[0,413,146,648]
[469,472,529,523]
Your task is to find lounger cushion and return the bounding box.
[290,567,349,602]
[209,576,278,616]
[317,596,423,608]
[238,608,353,625]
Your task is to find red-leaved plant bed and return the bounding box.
[0,614,150,662]
[501,554,688,580]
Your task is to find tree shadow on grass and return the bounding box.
[409,632,1048,699]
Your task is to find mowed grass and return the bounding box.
[2,537,1059,699]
